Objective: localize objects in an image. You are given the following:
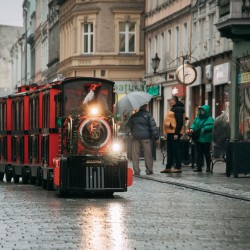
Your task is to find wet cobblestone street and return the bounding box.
[0,177,250,250]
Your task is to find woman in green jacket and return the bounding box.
[190,105,214,172]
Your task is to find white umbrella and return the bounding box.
[116,91,153,114]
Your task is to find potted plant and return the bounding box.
[212,111,231,158]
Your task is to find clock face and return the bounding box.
[176,64,197,85]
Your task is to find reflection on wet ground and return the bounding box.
[0,180,250,249]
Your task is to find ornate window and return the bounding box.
[119,22,136,53]
[83,23,93,54]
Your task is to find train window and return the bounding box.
[63,81,113,116]
[12,100,24,131]
[16,101,20,130]
[20,101,24,130]
[35,97,39,128]
[0,102,6,130]
[55,93,62,127]
[30,97,40,129]
[43,94,50,128]
[29,98,33,129]
[12,101,17,130]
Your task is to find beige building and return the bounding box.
[0,25,23,96]
[58,0,145,99]
[145,0,192,133]
[188,0,233,122]
[34,0,49,85]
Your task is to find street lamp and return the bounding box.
[151,53,161,74]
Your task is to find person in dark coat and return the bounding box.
[190,105,214,172]
[127,103,159,175]
[161,95,185,173]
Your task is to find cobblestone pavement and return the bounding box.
[0,174,250,250]
[129,148,250,201]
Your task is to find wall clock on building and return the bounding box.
[176,64,197,85]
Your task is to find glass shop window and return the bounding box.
[215,84,230,118]
[239,86,250,141]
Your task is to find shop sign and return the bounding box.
[213,62,230,85]
[146,85,161,97]
[238,72,250,84]
[114,81,145,94]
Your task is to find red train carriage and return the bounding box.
[9,90,30,183]
[0,77,133,195]
[28,86,44,185]
[0,97,12,181]
[40,83,61,189]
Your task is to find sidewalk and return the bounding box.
[128,148,250,201]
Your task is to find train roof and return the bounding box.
[0,77,115,99]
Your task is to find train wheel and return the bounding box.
[13,174,19,183]
[5,173,12,182]
[47,180,53,191]
[42,179,47,189]
[0,173,4,181]
[36,168,42,186]
[22,168,29,184]
[30,176,37,185]
[22,175,29,184]
[47,170,54,191]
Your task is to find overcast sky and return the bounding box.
[0,0,23,27]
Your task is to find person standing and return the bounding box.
[127,104,159,175]
[161,96,185,173]
[190,105,214,172]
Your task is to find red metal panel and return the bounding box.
[6,98,12,131]
[53,157,60,187]
[39,91,43,129]
[24,95,29,130]
[49,133,60,168]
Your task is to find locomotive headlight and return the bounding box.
[112,142,121,153]
[90,107,99,116]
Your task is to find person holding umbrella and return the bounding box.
[127,103,159,175]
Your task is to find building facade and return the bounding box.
[145,0,192,132]
[57,0,145,105]
[0,25,23,96]
[47,0,60,82]
[189,0,233,122]
[216,0,250,140]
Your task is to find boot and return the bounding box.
[194,167,202,172]
[206,167,211,173]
